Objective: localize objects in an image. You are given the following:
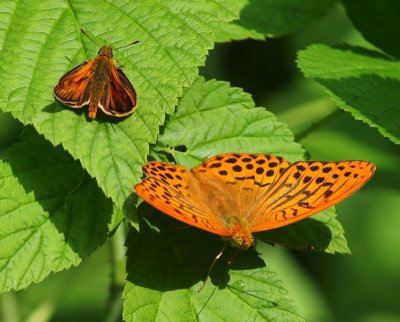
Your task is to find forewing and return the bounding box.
[99,67,137,117]
[53,61,93,107]
[250,160,376,231]
[134,161,229,236]
[192,153,290,216]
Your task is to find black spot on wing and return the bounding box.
[232,165,242,172]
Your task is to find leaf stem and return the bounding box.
[104,223,127,322]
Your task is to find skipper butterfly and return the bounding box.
[54,29,138,119]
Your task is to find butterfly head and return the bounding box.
[98,46,113,58]
[225,216,255,249]
[230,234,255,250]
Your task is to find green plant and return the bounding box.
[0,1,399,321]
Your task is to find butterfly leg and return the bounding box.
[197,243,228,292]
[227,247,242,265]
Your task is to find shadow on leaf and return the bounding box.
[42,101,132,124]
[257,216,332,252]
[125,203,265,291]
[3,126,113,258]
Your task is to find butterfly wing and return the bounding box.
[134,161,230,236]
[99,67,137,117]
[192,153,290,216]
[53,61,93,108]
[249,160,375,231]
[193,153,289,185]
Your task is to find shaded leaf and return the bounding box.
[342,0,400,58]
[259,208,351,254]
[298,44,400,145]
[123,204,304,322]
[216,0,335,42]
[0,127,119,292]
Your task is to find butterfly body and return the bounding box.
[188,170,256,248]
[135,153,375,248]
[86,46,113,118]
[54,45,137,119]
[224,216,255,249]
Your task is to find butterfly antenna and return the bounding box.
[116,40,140,50]
[198,243,228,292]
[80,29,100,47]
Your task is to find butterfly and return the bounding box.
[134,153,375,249]
[53,29,138,119]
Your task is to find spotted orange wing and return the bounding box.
[134,161,230,235]
[135,154,375,239]
[53,61,93,108]
[99,67,137,117]
[193,153,289,187]
[186,154,375,232]
[191,153,289,215]
[248,160,376,231]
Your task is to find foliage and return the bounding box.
[0,0,398,321]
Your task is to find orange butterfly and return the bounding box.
[134,153,375,249]
[53,29,138,119]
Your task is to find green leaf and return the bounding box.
[123,205,305,322]
[0,0,240,210]
[0,127,119,292]
[216,20,265,42]
[342,0,400,58]
[297,44,400,145]
[157,77,305,167]
[216,0,335,42]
